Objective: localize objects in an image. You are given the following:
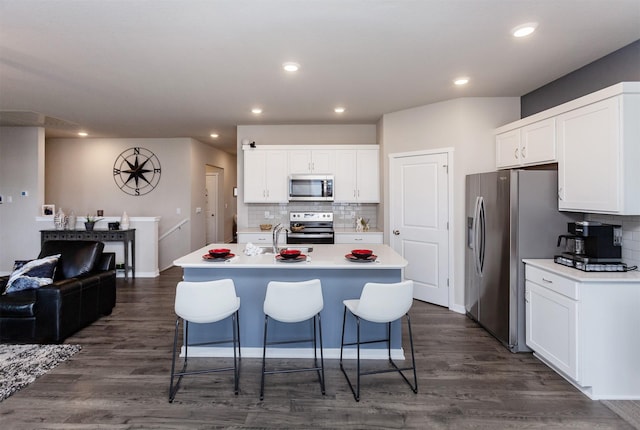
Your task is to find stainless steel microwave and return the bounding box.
[288,174,334,201]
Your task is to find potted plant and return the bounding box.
[84,215,102,231]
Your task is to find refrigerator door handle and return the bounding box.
[478,196,486,274]
[472,196,482,275]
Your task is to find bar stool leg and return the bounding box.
[356,316,361,401]
[232,312,239,395]
[316,313,326,394]
[169,318,181,402]
[260,315,269,401]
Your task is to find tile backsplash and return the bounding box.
[247,203,378,229]
[586,214,640,269]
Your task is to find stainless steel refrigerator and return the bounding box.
[465,169,578,352]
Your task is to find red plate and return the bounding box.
[275,254,307,263]
[345,253,377,262]
[202,253,235,261]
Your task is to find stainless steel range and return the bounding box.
[287,211,334,244]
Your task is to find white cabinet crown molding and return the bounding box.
[495,82,640,134]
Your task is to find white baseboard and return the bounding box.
[116,270,159,278]
[449,303,466,314]
[181,346,406,360]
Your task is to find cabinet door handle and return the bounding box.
[542,277,553,284]
[514,148,519,159]
[521,146,526,158]
[393,229,400,235]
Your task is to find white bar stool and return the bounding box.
[339,280,418,401]
[169,279,241,402]
[260,279,325,400]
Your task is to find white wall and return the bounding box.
[44,137,236,272]
[0,127,46,273]
[189,140,237,247]
[235,124,377,228]
[380,97,520,311]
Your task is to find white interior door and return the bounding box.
[205,173,218,243]
[390,151,450,306]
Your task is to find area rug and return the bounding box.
[0,343,81,402]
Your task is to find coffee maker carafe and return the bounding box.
[556,234,585,255]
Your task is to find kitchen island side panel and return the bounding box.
[181,267,402,352]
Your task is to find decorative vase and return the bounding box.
[54,208,66,230]
[84,221,95,231]
[120,211,130,230]
[67,211,77,230]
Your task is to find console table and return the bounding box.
[40,229,136,280]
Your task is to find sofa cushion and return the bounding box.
[0,290,37,317]
[39,241,104,280]
[3,254,60,294]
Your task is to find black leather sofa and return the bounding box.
[0,240,116,343]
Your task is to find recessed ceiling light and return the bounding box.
[512,22,538,38]
[334,107,346,114]
[78,131,88,137]
[210,133,219,138]
[251,108,262,114]
[453,77,469,86]
[283,62,300,72]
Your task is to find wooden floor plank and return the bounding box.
[0,267,634,429]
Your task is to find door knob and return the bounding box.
[393,229,400,235]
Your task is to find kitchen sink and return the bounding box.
[255,246,313,254]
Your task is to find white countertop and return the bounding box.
[174,243,406,269]
[523,259,640,283]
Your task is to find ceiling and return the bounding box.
[1,0,639,154]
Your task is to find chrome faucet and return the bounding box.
[272,223,288,254]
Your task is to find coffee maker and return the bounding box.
[555,221,625,271]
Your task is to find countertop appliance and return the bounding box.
[287,211,334,244]
[465,170,578,352]
[288,174,334,201]
[554,221,629,271]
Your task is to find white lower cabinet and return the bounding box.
[526,278,578,380]
[237,232,285,245]
[334,232,383,244]
[524,261,640,399]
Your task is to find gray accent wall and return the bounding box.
[520,39,640,270]
[521,40,640,117]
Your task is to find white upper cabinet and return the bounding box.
[496,118,556,169]
[288,149,335,174]
[243,149,288,203]
[557,93,640,214]
[495,82,640,215]
[334,148,380,203]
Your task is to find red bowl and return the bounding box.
[209,248,231,258]
[279,249,301,259]
[351,249,373,259]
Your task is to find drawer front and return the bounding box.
[525,265,578,300]
[237,233,271,244]
[334,233,383,244]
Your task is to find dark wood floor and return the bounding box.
[0,267,635,429]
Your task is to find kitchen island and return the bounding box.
[173,243,408,359]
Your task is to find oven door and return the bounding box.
[287,232,335,244]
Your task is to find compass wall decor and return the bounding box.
[113,147,161,196]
